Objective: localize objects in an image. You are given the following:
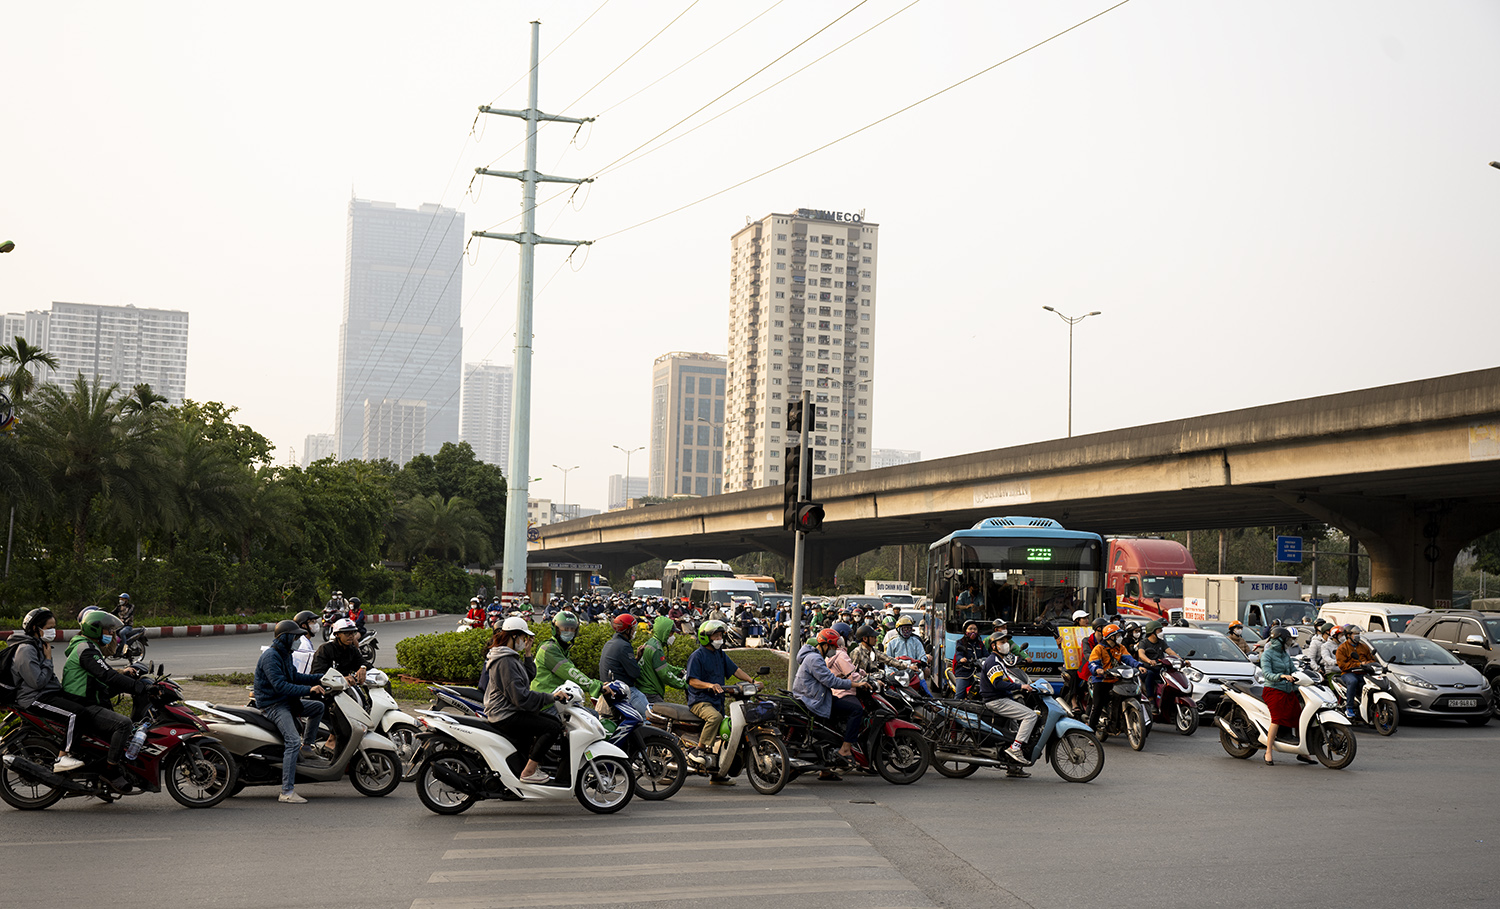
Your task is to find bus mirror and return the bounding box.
[1102,589,1117,612]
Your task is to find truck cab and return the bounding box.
[1107,538,1196,620]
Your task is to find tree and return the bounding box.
[0,337,59,406]
[119,383,169,416]
[394,442,506,555]
[171,400,276,467]
[1470,530,1500,576]
[398,493,493,563]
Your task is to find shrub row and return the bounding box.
[394,620,705,685]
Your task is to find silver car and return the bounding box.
[1160,627,1259,716]
[1363,633,1492,726]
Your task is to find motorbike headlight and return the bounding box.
[1186,667,1204,683]
[1395,674,1437,690]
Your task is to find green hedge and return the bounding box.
[394,620,704,685]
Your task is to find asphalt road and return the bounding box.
[5,714,1497,909]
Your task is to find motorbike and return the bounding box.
[320,604,344,641]
[1146,657,1199,735]
[1,663,239,810]
[1213,664,1357,768]
[411,682,635,815]
[357,630,379,666]
[646,667,791,794]
[768,677,931,785]
[1329,665,1399,735]
[598,685,687,801]
[456,615,485,633]
[358,669,422,779]
[188,668,404,797]
[429,683,486,717]
[1084,665,1152,751]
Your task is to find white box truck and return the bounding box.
[1182,574,1305,625]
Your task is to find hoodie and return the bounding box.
[637,617,686,699]
[792,642,853,718]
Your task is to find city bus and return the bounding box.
[736,574,777,593]
[661,558,735,602]
[928,516,1108,686]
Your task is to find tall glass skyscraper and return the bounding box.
[335,198,463,462]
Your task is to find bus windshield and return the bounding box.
[941,539,1101,635]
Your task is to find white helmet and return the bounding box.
[331,618,358,634]
[501,615,534,635]
[1072,609,1088,620]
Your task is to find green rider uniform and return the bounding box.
[637,616,686,701]
[531,636,602,698]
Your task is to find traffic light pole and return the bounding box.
[787,388,812,689]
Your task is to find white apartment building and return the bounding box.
[872,448,921,470]
[302,432,337,466]
[608,474,649,511]
[2,303,189,404]
[362,398,426,465]
[459,361,514,471]
[723,208,878,492]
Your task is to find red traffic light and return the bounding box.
[794,502,825,532]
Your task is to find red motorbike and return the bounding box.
[1,664,238,810]
[1146,656,1200,736]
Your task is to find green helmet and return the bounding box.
[1144,620,1163,635]
[697,619,728,647]
[79,609,124,643]
[552,610,580,631]
[882,615,896,629]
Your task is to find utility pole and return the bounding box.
[471,21,593,605]
[786,389,821,688]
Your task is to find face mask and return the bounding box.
[309,622,319,634]
[996,642,1011,656]
[900,627,912,637]
[101,634,114,646]
[966,631,978,639]
[560,630,576,643]
[667,635,677,646]
[711,639,725,650]
[41,628,57,642]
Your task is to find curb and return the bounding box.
[0,609,439,642]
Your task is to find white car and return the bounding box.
[1159,627,1259,717]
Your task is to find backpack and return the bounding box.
[0,640,24,706]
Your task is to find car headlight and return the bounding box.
[1480,677,1492,692]
[1186,667,1204,683]
[1395,674,1437,690]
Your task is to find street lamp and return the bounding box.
[552,464,578,519]
[1041,306,1102,438]
[0,240,15,254]
[1490,161,1500,170]
[612,444,643,509]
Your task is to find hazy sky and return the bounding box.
[4,1,1498,512]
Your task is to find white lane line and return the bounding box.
[460,804,835,823]
[412,878,921,909]
[429,854,893,884]
[444,835,870,860]
[0,836,172,847]
[452,819,851,840]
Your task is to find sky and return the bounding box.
[4,1,1498,513]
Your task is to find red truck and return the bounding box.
[1107,538,1197,620]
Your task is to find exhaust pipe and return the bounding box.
[932,751,1009,769]
[2,754,90,792]
[430,762,481,795]
[1214,716,1249,746]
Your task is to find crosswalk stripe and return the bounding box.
[452,819,851,840]
[443,836,870,860]
[411,878,922,909]
[459,804,834,823]
[428,854,893,884]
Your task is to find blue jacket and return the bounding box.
[254,636,325,710]
[886,632,926,663]
[1261,641,1298,693]
[792,643,853,719]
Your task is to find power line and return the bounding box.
[594,0,1136,243]
[556,0,704,115]
[483,0,616,109]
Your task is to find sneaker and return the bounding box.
[1005,767,1031,779]
[106,773,133,792]
[519,769,550,784]
[278,791,308,804]
[53,754,84,773]
[709,776,737,786]
[1004,744,1031,765]
[298,746,329,764]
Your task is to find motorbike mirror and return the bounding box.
[1186,650,1196,658]
[1018,642,1029,651]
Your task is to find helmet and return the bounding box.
[348,597,361,606]
[815,628,842,648]
[79,609,123,642]
[855,624,877,642]
[832,621,853,641]
[553,610,580,630]
[612,614,637,634]
[882,615,896,629]
[331,618,358,634]
[501,616,535,635]
[697,619,728,647]
[1314,618,1331,632]
[895,615,914,627]
[1227,621,1244,634]
[601,680,631,702]
[555,681,586,707]
[988,630,1011,648]
[1269,626,1292,642]
[293,610,318,625]
[274,619,308,642]
[1091,616,1109,631]
[77,605,102,622]
[1072,609,1089,620]
[1144,620,1163,635]
[1101,623,1122,643]
[117,592,131,601]
[23,607,54,636]
[1342,623,1361,634]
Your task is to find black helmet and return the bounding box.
[23,607,55,636]
[274,619,309,642]
[348,597,361,606]
[1091,616,1109,631]
[1269,626,1292,642]
[855,624,877,642]
[293,610,318,625]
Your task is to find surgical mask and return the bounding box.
[996,642,1012,655]
[308,622,319,634]
[965,630,978,639]
[711,639,725,650]
[560,630,576,643]
[667,635,677,646]
[101,634,114,646]
[41,628,57,642]
[899,627,912,637]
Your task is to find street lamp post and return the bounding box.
[1041,306,1102,438]
[551,464,578,520]
[612,445,643,509]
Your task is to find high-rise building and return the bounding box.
[302,433,336,466]
[872,448,921,469]
[459,361,514,471]
[723,208,878,492]
[648,351,727,498]
[362,398,426,465]
[2,303,189,404]
[335,198,463,461]
[608,474,650,510]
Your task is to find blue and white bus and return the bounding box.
[928,517,1107,685]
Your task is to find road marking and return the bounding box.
[452,818,851,840]
[0,836,172,847]
[428,855,893,884]
[411,878,920,909]
[459,804,835,823]
[444,835,870,860]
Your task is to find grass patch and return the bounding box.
[194,672,255,685]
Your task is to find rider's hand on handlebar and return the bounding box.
[711,683,724,694]
[310,685,327,695]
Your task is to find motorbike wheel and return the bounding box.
[1174,698,1200,736]
[349,750,402,797]
[631,735,686,801]
[932,727,981,779]
[164,742,238,809]
[1372,700,1398,736]
[1050,730,1105,783]
[1219,708,1257,759]
[1309,722,1357,770]
[744,731,791,795]
[575,754,635,814]
[386,722,422,781]
[1124,702,1147,751]
[0,736,66,810]
[416,751,479,815]
[873,728,930,785]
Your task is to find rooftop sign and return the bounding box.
[797,208,864,223]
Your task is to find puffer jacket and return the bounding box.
[9,632,64,708]
[792,643,853,718]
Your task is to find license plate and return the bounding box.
[584,750,594,761]
[1448,699,1478,708]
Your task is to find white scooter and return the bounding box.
[360,669,423,779]
[1213,664,1357,768]
[188,669,404,796]
[1329,665,1399,736]
[411,682,635,815]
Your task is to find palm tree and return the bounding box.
[120,383,168,416]
[399,493,493,563]
[0,337,59,406]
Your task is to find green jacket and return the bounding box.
[63,636,147,707]
[531,637,602,698]
[637,617,686,699]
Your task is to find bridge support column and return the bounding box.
[1287,494,1500,608]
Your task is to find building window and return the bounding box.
[776,248,786,255]
[772,378,782,385]
[863,242,872,249]
[862,256,871,263]
[774,320,784,327]
[775,305,785,312]
[777,233,787,240]
[776,262,786,270]
[776,277,786,284]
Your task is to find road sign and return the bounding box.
[1276,535,1303,563]
[1308,596,1326,608]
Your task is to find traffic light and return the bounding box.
[787,400,803,433]
[783,446,800,530]
[794,502,825,533]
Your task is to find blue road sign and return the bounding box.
[1276,535,1303,563]
[1308,596,1326,608]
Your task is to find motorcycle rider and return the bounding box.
[1260,626,1316,765]
[483,617,570,784]
[851,624,900,675]
[531,611,602,700]
[1059,610,1093,709]
[346,597,366,635]
[1226,620,1253,655]
[11,608,91,773]
[1134,621,1183,705]
[978,630,1047,773]
[290,610,320,673]
[465,598,488,628]
[1304,619,1339,679]
[951,622,985,699]
[794,628,869,780]
[1086,623,1141,733]
[62,609,153,791]
[113,592,137,657]
[1335,624,1377,722]
[253,620,330,803]
[684,620,756,783]
[637,616,687,704]
[599,614,652,718]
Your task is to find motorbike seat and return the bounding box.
[439,685,484,702]
[213,705,285,738]
[649,702,698,723]
[449,715,497,733]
